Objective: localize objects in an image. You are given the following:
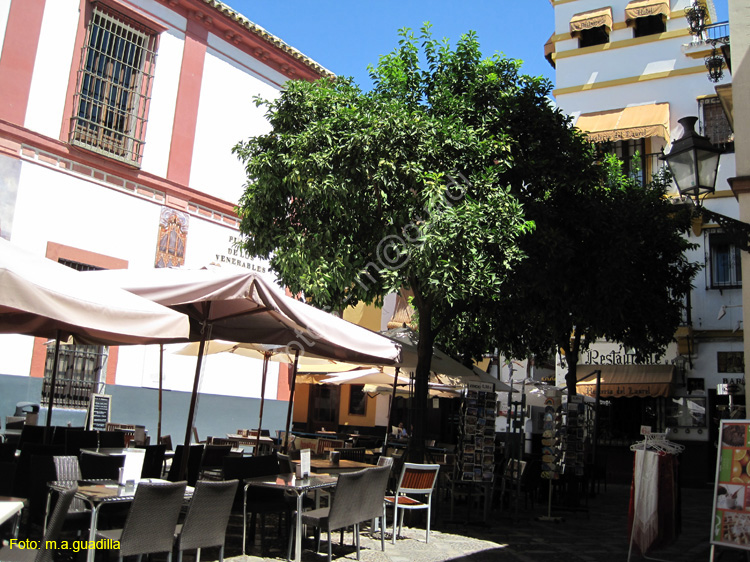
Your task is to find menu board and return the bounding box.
[87,393,112,431]
[712,420,750,551]
[540,393,562,480]
[457,382,496,482]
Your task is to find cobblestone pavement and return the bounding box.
[191,482,750,562]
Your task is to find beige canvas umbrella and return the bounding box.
[87,267,402,475]
[0,239,190,432]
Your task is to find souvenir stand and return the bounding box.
[710,420,750,560]
[498,380,526,520]
[449,381,496,523]
[538,389,563,521]
[627,431,684,561]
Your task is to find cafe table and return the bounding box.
[296,458,376,475]
[47,479,193,562]
[0,496,26,538]
[243,473,338,562]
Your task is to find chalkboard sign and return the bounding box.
[87,394,112,431]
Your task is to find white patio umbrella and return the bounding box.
[0,239,190,431]
[86,267,402,475]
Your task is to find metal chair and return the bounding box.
[138,444,167,478]
[79,450,125,480]
[335,447,366,462]
[288,466,391,562]
[167,444,204,486]
[199,444,233,480]
[175,479,238,562]
[384,462,440,544]
[0,485,77,562]
[223,455,290,554]
[96,481,187,562]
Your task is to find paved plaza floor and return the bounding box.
[209,481,749,562]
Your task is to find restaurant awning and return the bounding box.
[625,0,670,22]
[575,103,670,143]
[576,364,676,398]
[570,7,613,35]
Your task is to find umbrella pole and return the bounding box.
[158,344,164,443]
[283,350,300,453]
[255,351,270,453]
[45,331,62,444]
[181,319,212,481]
[384,367,400,449]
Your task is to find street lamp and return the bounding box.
[662,116,750,252]
[661,116,723,205]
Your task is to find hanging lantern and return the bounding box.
[705,49,725,83]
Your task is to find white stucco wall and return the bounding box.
[24,0,78,138]
[0,0,10,48]
[140,29,184,178]
[190,43,282,204]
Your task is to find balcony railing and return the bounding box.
[706,22,729,42]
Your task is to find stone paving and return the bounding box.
[196,481,750,562]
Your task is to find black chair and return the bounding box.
[175,479,239,562]
[27,454,58,526]
[98,430,126,449]
[277,452,294,473]
[0,485,77,562]
[139,444,167,478]
[200,445,233,480]
[12,443,65,498]
[18,424,48,447]
[335,447,366,462]
[96,481,187,562]
[64,429,98,456]
[223,455,290,554]
[167,444,204,486]
[0,441,17,462]
[0,461,16,496]
[79,451,125,480]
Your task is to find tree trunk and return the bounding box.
[411,302,434,463]
[563,328,582,395]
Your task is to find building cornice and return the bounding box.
[156,0,335,81]
[0,118,240,227]
[554,64,710,96]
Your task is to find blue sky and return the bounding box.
[227,0,729,91]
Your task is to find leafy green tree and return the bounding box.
[233,26,557,459]
[437,156,699,394]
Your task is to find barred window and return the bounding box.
[70,6,157,166]
[42,258,107,408]
[709,231,742,289]
[700,97,734,153]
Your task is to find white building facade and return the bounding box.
[0,0,332,438]
[548,0,737,484]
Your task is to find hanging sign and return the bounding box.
[712,420,750,551]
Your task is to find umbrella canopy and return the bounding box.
[0,239,190,432]
[92,268,401,364]
[87,267,402,468]
[0,239,190,345]
[382,327,512,392]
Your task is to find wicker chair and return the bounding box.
[0,485,77,562]
[384,463,440,544]
[79,450,125,480]
[199,445,233,480]
[96,481,187,562]
[52,456,88,515]
[288,466,391,562]
[175,479,238,562]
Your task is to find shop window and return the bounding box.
[579,26,610,48]
[709,232,742,289]
[666,397,706,428]
[700,97,734,153]
[633,15,666,37]
[348,385,367,416]
[69,5,158,166]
